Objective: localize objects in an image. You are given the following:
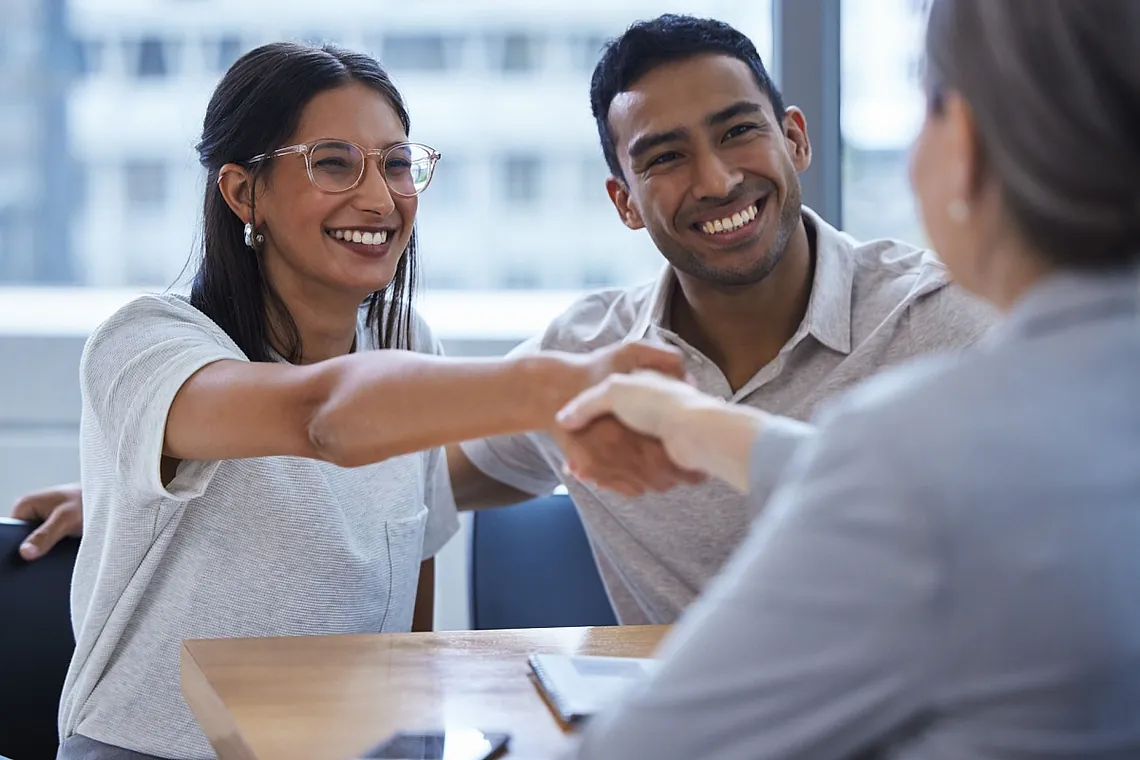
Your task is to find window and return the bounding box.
[489,32,543,73]
[73,39,104,75]
[1,0,772,292]
[580,155,611,202]
[124,161,167,209]
[134,36,173,79]
[206,36,243,73]
[840,0,929,244]
[421,156,464,203]
[570,33,609,72]
[500,267,542,289]
[383,34,457,72]
[502,155,542,205]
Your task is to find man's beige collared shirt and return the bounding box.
[461,208,997,624]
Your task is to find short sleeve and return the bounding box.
[79,294,244,503]
[410,313,461,558]
[457,334,562,497]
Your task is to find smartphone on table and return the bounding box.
[357,728,510,760]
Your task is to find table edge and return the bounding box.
[181,640,260,760]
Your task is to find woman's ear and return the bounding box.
[941,91,985,204]
[216,164,256,224]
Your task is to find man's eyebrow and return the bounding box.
[625,101,767,162]
[706,100,764,127]
[628,128,688,161]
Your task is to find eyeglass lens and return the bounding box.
[309,140,434,195]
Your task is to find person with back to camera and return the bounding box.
[558,0,1140,757]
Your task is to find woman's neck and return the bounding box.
[264,265,363,365]
[978,244,1056,312]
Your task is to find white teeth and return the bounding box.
[328,229,390,245]
[699,203,760,235]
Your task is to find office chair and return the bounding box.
[0,518,79,760]
[468,494,618,629]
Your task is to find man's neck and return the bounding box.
[669,218,814,393]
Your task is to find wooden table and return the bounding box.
[182,625,668,760]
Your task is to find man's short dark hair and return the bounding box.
[589,14,786,180]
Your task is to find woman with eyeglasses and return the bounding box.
[56,43,683,760]
[561,0,1140,757]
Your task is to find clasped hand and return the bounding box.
[551,341,718,496]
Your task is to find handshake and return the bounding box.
[542,340,734,497]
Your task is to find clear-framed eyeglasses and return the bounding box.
[246,139,440,197]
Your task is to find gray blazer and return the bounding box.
[572,269,1140,760]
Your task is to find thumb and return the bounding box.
[556,381,614,431]
[19,509,72,561]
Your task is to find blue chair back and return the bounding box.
[469,495,617,629]
[0,518,79,760]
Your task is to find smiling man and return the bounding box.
[456,13,997,624]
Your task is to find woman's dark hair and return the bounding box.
[924,0,1140,269]
[192,42,417,362]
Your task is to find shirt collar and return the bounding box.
[626,207,855,355]
[799,207,855,354]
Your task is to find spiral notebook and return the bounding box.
[528,653,657,724]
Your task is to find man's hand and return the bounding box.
[9,483,84,561]
[539,341,703,496]
[552,416,705,497]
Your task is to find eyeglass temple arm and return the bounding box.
[248,144,309,164]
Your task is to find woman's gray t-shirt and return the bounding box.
[58,293,459,759]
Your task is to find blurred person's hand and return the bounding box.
[559,371,767,492]
[10,483,83,560]
[550,416,706,497]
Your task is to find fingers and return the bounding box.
[18,506,79,561]
[641,440,706,489]
[617,342,687,379]
[10,489,59,521]
[557,379,620,432]
[10,485,83,561]
[559,418,698,497]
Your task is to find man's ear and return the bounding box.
[216,164,257,224]
[605,176,645,231]
[782,106,813,174]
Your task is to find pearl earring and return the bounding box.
[947,199,970,224]
[243,222,264,249]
